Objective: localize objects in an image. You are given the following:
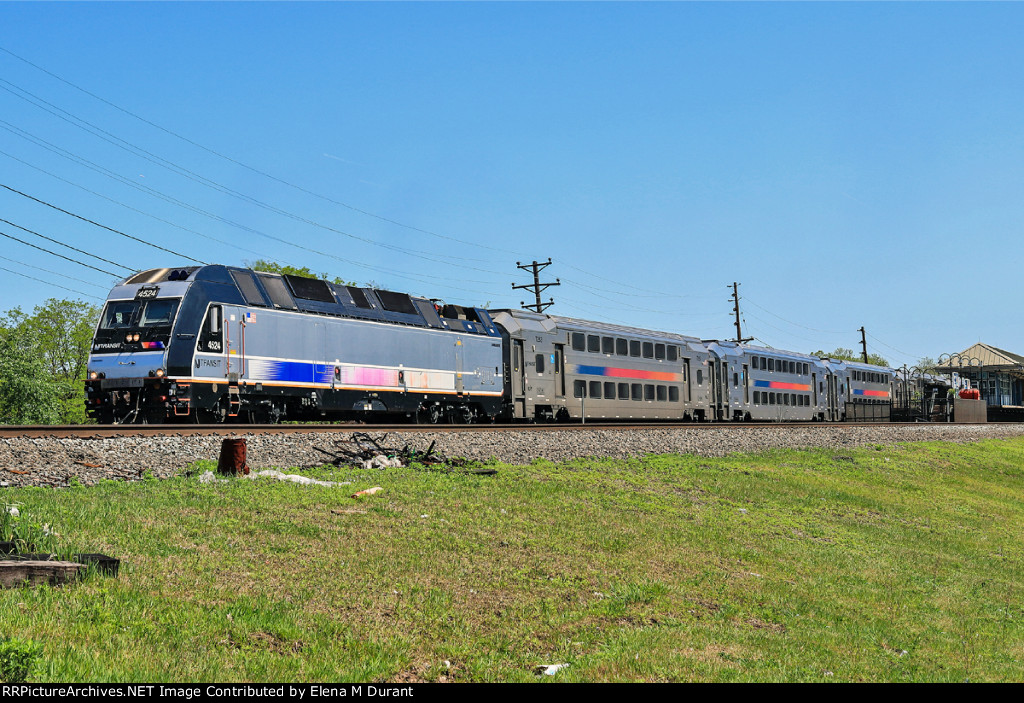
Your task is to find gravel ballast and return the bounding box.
[2,424,1024,488]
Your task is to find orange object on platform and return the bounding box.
[959,388,980,400]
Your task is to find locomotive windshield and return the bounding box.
[100,301,139,329]
[97,298,180,330]
[139,299,178,326]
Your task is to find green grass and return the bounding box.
[2,438,1024,682]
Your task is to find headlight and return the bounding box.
[133,333,140,342]
[89,371,98,380]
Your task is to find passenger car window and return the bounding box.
[588,335,600,353]
[571,333,585,351]
[630,341,641,357]
[643,342,654,359]
[602,337,614,355]
[655,343,665,360]
[616,338,628,356]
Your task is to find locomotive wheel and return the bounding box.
[417,404,443,424]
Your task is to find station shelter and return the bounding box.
[935,343,1024,420]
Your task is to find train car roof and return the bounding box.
[490,309,703,344]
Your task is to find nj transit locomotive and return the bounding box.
[84,266,924,424]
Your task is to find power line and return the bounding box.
[0,224,125,277]
[742,295,851,335]
[865,331,926,362]
[0,215,132,273]
[0,76,510,268]
[0,251,108,289]
[0,262,103,301]
[0,44,523,257]
[0,124,516,294]
[0,183,204,264]
[0,147,280,263]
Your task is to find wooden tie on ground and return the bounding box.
[0,560,85,588]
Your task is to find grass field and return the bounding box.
[2,437,1023,682]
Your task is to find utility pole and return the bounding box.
[859,326,868,363]
[512,259,560,313]
[729,282,753,343]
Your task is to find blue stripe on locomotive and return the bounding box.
[244,357,334,385]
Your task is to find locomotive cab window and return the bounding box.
[99,301,139,329]
[198,305,224,353]
[139,299,179,327]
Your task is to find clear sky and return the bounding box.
[1,2,1022,367]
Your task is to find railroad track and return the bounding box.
[0,421,975,439]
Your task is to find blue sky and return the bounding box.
[1,2,1022,366]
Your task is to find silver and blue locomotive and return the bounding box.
[85,266,504,423]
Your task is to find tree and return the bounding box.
[246,260,356,286]
[0,299,99,424]
[810,347,889,367]
[0,325,61,425]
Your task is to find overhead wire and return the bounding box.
[0,251,109,290]
[741,295,851,335]
[0,147,285,264]
[0,124,515,296]
[0,263,103,301]
[0,215,132,273]
[0,183,204,264]
[0,224,125,277]
[0,44,523,257]
[0,77,511,268]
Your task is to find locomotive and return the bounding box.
[84,265,933,424]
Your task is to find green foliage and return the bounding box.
[1,501,61,554]
[810,347,889,367]
[247,260,356,286]
[0,298,99,425]
[0,325,61,424]
[0,636,43,683]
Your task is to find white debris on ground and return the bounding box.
[362,455,404,469]
[198,469,349,487]
[247,470,350,487]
